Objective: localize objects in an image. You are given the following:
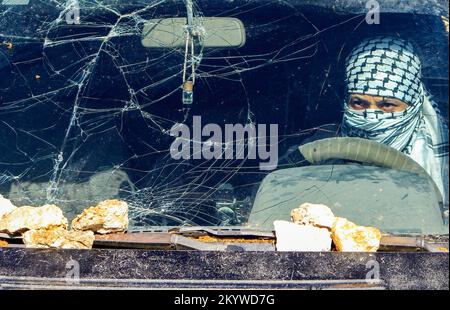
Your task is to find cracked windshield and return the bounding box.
[0,0,448,238]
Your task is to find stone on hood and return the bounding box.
[0,194,16,219]
[274,220,332,252]
[0,204,68,235]
[71,199,128,234]
[331,217,381,252]
[291,203,335,229]
[23,227,94,249]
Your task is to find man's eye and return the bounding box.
[348,98,369,110]
[381,102,398,110]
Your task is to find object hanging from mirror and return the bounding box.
[182,31,197,105]
[141,0,246,106]
[182,0,196,105]
[182,81,194,105]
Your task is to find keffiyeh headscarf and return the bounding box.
[341,37,449,204]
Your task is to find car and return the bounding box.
[0,0,448,290]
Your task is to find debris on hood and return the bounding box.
[0,194,16,219]
[71,199,129,234]
[0,199,128,249]
[23,227,95,250]
[274,220,332,252]
[291,203,335,229]
[332,217,381,252]
[0,204,68,235]
[275,203,382,252]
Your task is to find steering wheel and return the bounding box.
[299,137,443,203]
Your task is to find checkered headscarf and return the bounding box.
[345,37,423,106]
[341,37,449,204]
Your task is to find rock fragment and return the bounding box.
[274,220,332,252]
[291,203,335,229]
[0,204,68,235]
[23,227,94,249]
[331,217,381,252]
[71,199,128,234]
[0,194,16,219]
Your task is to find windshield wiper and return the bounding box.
[94,227,275,251]
[169,226,274,238]
[380,235,449,253]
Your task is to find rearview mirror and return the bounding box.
[141,17,246,49]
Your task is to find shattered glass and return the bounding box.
[0,0,448,230]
